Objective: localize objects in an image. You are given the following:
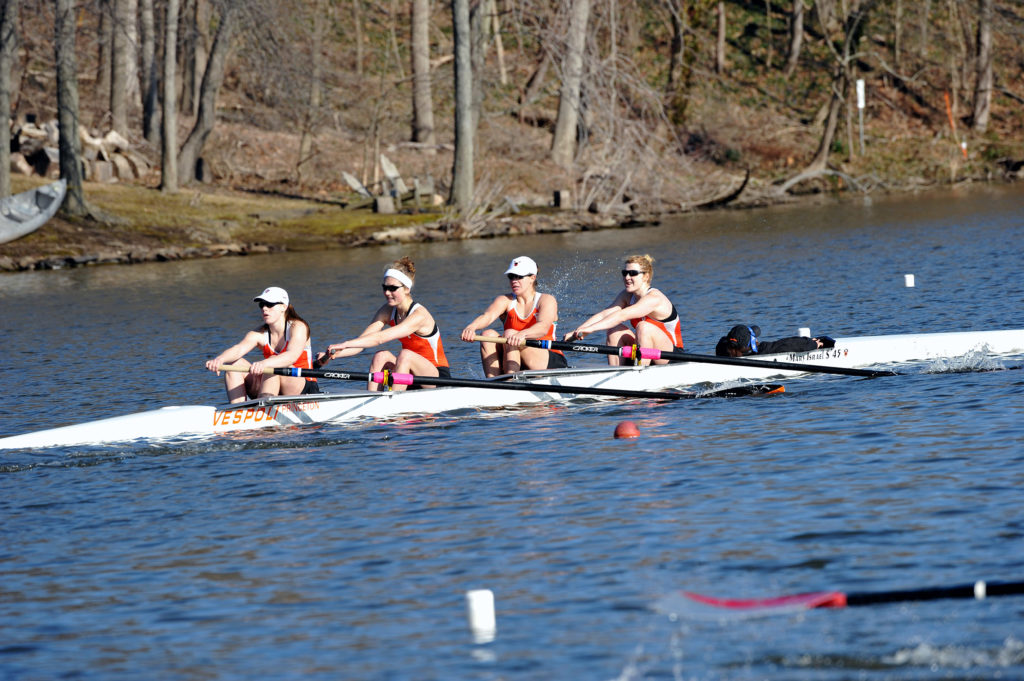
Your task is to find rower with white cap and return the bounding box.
[460,255,567,377]
[204,286,320,403]
[319,257,450,391]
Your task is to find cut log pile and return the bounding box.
[9,117,153,183]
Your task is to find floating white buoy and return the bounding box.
[798,327,811,338]
[974,580,987,600]
[466,589,496,644]
[905,274,915,288]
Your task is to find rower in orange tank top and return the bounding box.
[204,286,321,403]
[564,254,685,366]
[461,256,568,378]
[319,257,450,391]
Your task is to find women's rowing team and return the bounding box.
[205,254,831,403]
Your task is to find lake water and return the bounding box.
[2,184,1023,680]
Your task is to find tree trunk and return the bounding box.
[55,0,88,217]
[550,0,591,169]
[0,0,18,198]
[161,0,179,193]
[449,0,473,210]
[298,0,327,182]
[470,0,485,133]
[764,0,772,69]
[893,0,901,71]
[784,0,804,77]
[140,0,159,144]
[177,4,236,187]
[353,0,364,77]
[801,0,876,175]
[716,1,727,74]
[411,0,436,149]
[182,0,210,117]
[111,0,139,135]
[97,0,112,118]
[971,0,992,132]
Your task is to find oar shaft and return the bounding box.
[844,580,1024,607]
[472,335,895,378]
[221,363,691,400]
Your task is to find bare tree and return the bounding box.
[176,4,237,186]
[181,0,211,117]
[781,0,877,192]
[161,0,179,193]
[411,0,436,149]
[716,1,727,74]
[784,0,805,77]
[972,0,993,132]
[0,0,18,197]
[450,0,473,210]
[97,0,112,112]
[550,0,591,169]
[298,0,328,182]
[140,0,159,144]
[110,0,139,135]
[55,0,88,217]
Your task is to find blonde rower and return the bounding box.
[564,254,683,366]
[460,255,567,377]
[204,286,320,403]
[319,257,449,391]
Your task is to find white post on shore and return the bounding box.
[856,79,866,156]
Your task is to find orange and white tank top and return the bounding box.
[388,302,449,368]
[501,293,564,356]
[628,291,684,349]
[261,321,316,378]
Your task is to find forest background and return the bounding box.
[1,0,1022,270]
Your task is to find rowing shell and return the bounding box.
[2,328,1022,449]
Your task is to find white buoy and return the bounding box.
[466,589,496,644]
[798,327,811,338]
[905,274,915,287]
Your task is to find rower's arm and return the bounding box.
[206,331,261,371]
[461,296,508,341]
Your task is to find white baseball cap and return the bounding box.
[504,256,538,276]
[253,286,289,306]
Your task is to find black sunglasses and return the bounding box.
[256,300,280,308]
[382,284,403,292]
[621,269,643,277]
[507,273,529,281]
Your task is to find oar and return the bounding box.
[681,579,1024,611]
[472,335,896,378]
[218,365,783,400]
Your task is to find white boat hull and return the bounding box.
[0,179,67,244]
[2,329,1023,449]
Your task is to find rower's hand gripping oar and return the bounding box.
[217,365,783,400]
[472,336,897,379]
[680,579,1024,612]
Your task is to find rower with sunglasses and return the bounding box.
[318,257,450,391]
[460,256,567,377]
[204,286,320,403]
[563,254,684,366]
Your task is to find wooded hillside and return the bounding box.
[3,0,1023,218]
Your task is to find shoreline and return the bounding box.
[1,177,1019,273]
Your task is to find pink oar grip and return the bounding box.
[390,373,415,385]
[637,347,662,360]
